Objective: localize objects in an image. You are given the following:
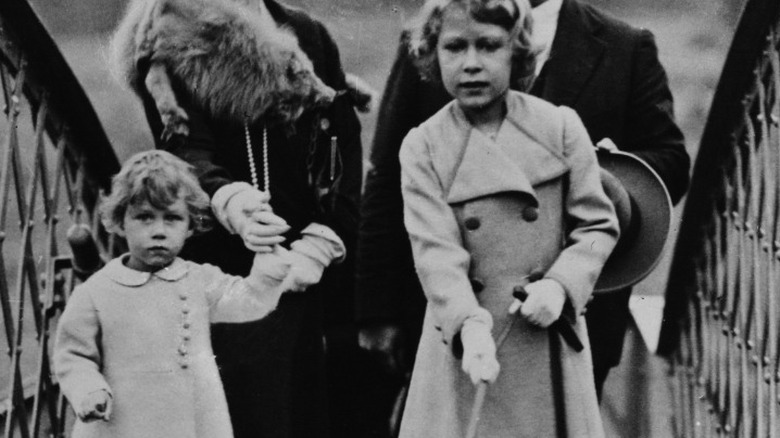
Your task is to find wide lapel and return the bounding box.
[446,128,537,205]
[536,0,605,107]
[446,94,568,204]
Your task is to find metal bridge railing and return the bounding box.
[658,0,780,436]
[0,0,119,436]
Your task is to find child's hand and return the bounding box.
[279,250,325,292]
[77,389,112,423]
[251,245,292,289]
[518,279,566,328]
[460,317,500,385]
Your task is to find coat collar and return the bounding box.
[446,92,567,204]
[104,255,189,287]
[536,0,605,107]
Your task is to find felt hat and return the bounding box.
[594,150,672,294]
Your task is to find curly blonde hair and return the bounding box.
[407,0,538,91]
[100,150,211,234]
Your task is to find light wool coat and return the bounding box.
[53,256,283,438]
[398,91,619,438]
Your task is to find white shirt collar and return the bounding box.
[531,0,564,75]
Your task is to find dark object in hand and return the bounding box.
[512,283,584,352]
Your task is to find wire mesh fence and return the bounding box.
[659,0,780,436]
[0,0,119,435]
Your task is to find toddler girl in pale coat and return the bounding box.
[53,150,291,438]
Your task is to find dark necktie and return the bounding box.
[529,62,549,97]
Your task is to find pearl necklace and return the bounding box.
[244,122,270,197]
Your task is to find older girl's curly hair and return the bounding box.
[407,0,538,91]
[100,150,212,234]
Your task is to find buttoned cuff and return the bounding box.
[291,223,346,265]
[210,182,256,234]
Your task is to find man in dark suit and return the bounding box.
[356,0,691,411]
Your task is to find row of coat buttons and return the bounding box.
[464,206,539,231]
[179,292,191,369]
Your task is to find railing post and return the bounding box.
[0,0,119,436]
[660,0,780,436]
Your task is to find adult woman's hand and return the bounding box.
[214,183,290,252]
[240,209,290,252]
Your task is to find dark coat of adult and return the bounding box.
[139,1,362,436]
[356,0,690,398]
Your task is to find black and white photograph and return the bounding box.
[0,0,772,436]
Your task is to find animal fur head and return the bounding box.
[110,0,335,124]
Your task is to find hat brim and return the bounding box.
[594,150,672,294]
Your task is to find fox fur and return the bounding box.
[110,0,344,139]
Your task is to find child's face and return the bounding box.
[437,6,513,117]
[119,198,193,272]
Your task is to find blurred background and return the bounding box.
[20,0,747,435]
[27,0,744,161]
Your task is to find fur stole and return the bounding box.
[110,0,337,133]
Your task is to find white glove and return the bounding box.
[292,223,346,265]
[242,246,292,310]
[279,249,326,292]
[279,223,346,292]
[460,315,500,385]
[77,389,112,423]
[596,137,619,152]
[518,279,566,328]
[212,183,290,252]
[250,246,292,290]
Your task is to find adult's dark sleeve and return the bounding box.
[354,39,424,325]
[313,21,363,244]
[308,21,364,329]
[622,30,690,205]
[140,89,234,199]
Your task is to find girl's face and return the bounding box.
[118,198,192,272]
[437,6,513,118]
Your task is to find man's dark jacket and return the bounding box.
[356,0,690,395]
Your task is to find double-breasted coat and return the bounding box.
[397,92,619,437]
[53,256,283,438]
[355,0,690,398]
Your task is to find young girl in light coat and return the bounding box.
[398,0,619,436]
[53,150,303,438]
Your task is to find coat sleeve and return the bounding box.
[400,128,490,344]
[354,38,424,324]
[622,30,690,205]
[545,107,620,315]
[312,21,362,245]
[303,21,362,327]
[141,89,234,199]
[201,263,283,323]
[53,286,112,409]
